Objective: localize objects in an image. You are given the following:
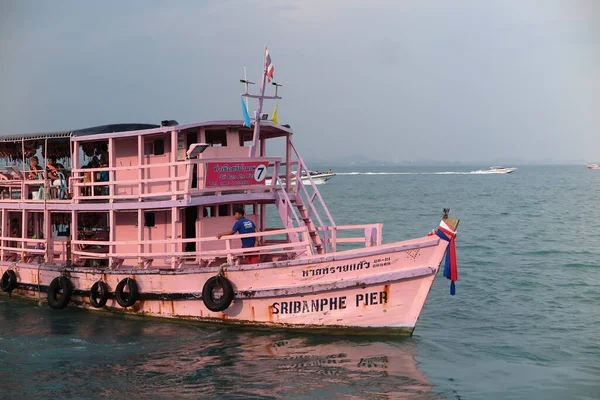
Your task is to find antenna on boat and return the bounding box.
[240,66,254,110]
[272,82,282,98]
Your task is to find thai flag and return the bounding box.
[265,47,274,82]
[436,220,458,295]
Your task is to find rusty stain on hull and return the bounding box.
[267,305,274,322]
[383,284,390,309]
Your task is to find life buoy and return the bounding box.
[115,278,138,308]
[202,276,234,312]
[47,276,73,309]
[89,281,109,308]
[1,270,17,293]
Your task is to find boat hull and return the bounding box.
[472,167,517,174]
[0,235,448,336]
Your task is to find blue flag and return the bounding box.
[241,97,251,127]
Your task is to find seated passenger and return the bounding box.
[27,156,43,180]
[99,165,109,182]
[46,157,66,186]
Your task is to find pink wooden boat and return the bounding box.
[0,48,459,336]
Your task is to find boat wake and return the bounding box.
[336,171,506,176]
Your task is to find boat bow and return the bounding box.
[430,210,459,295]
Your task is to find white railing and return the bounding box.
[0,236,46,261]
[0,224,384,266]
[317,224,383,252]
[68,156,282,201]
[0,168,69,201]
[69,226,314,267]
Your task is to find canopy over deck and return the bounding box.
[0,121,292,143]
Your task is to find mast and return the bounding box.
[249,63,267,158]
[243,46,281,158]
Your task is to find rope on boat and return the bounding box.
[217,263,228,278]
[37,262,42,303]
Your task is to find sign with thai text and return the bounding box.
[205,162,267,187]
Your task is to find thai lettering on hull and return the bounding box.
[301,257,395,278]
[271,291,388,315]
[302,260,371,277]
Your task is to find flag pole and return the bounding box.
[243,66,249,112]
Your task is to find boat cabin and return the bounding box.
[0,120,382,270]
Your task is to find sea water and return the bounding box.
[0,165,598,399]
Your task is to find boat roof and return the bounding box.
[0,120,293,142]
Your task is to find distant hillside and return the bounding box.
[308,154,377,166]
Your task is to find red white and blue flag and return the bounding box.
[431,220,458,295]
[265,47,274,82]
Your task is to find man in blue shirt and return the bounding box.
[217,207,257,248]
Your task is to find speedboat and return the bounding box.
[266,170,336,185]
[473,166,517,174]
[586,164,600,170]
[488,166,517,174]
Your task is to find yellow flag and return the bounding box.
[271,104,279,125]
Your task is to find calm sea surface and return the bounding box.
[1,165,598,399]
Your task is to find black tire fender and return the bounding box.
[1,270,17,293]
[115,278,139,308]
[202,276,234,312]
[89,281,109,308]
[47,276,73,310]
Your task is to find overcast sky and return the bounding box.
[1,0,598,164]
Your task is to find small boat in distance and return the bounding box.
[586,164,600,170]
[266,170,336,186]
[471,166,517,174]
[488,166,517,174]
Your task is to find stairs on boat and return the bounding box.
[274,189,324,255]
[296,202,324,254]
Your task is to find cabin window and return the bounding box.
[206,129,227,147]
[144,142,153,155]
[218,204,230,217]
[144,212,156,227]
[245,204,255,215]
[203,206,216,218]
[230,203,255,215]
[153,139,165,155]
[239,131,253,147]
[144,138,166,156]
